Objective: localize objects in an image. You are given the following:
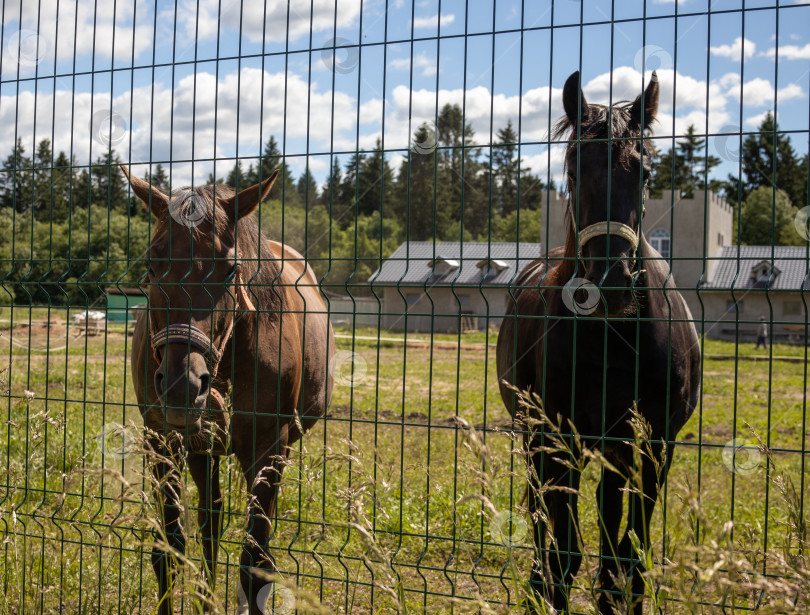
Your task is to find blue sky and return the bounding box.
[1,0,808,190]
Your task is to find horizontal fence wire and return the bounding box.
[1,1,809,613]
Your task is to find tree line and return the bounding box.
[0,106,807,304]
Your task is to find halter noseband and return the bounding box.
[569,190,647,260]
[573,216,640,259]
[151,324,223,364]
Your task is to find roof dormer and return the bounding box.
[428,256,460,276]
[475,258,509,278]
[749,260,781,288]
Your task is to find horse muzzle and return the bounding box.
[585,271,635,318]
[154,355,210,431]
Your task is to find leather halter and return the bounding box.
[147,258,256,380]
[151,323,223,364]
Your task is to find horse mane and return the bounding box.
[153,184,281,318]
[548,100,657,287]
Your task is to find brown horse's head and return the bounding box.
[123,166,278,432]
[554,70,659,317]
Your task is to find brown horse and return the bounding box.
[124,166,335,614]
[497,72,700,614]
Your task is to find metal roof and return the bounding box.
[703,245,810,291]
[370,241,542,287]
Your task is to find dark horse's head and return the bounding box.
[123,166,278,432]
[554,71,659,317]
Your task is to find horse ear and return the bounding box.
[222,169,280,221]
[120,165,169,218]
[563,71,589,125]
[630,71,660,129]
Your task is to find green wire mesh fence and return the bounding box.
[1,0,809,613]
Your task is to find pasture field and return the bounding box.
[0,309,808,613]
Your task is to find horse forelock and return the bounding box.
[552,101,656,193]
[152,184,237,240]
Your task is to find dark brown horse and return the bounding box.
[497,72,700,614]
[124,167,335,614]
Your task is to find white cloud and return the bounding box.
[389,53,439,77]
[412,13,455,29]
[0,66,364,184]
[744,111,771,128]
[1,0,154,77]
[1,62,802,189]
[763,43,810,60]
[720,73,804,107]
[522,147,568,188]
[174,0,362,44]
[710,37,755,61]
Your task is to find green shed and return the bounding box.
[104,287,147,322]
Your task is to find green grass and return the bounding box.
[0,320,808,613]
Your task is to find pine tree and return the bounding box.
[51,151,73,223]
[650,125,721,199]
[355,139,395,219]
[337,152,365,228]
[226,160,248,191]
[0,139,33,212]
[88,151,128,212]
[32,138,54,219]
[491,121,518,216]
[437,103,484,238]
[73,167,92,210]
[394,123,452,241]
[319,156,341,211]
[729,112,807,209]
[296,166,319,209]
[489,120,547,217]
[677,125,721,197]
[256,136,300,206]
[205,172,224,186]
[148,163,171,193]
[649,143,687,199]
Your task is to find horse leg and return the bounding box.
[148,443,186,615]
[189,453,223,611]
[618,442,668,615]
[526,435,582,614]
[526,452,549,610]
[234,426,289,615]
[545,460,582,613]
[595,469,625,614]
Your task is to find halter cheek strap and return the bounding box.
[235,269,256,312]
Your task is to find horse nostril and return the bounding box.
[198,373,210,397]
[154,370,165,397]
